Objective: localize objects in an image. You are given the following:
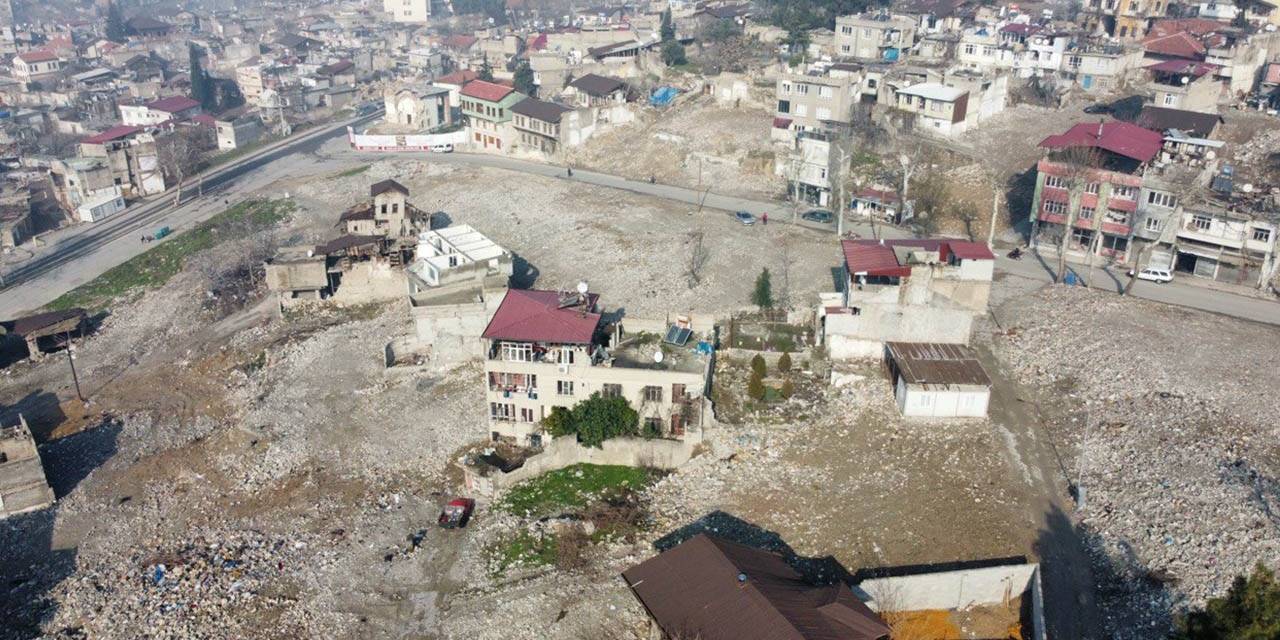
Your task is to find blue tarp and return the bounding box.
[649,86,679,107]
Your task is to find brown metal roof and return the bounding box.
[3,308,86,337]
[510,97,572,124]
[370,179,408,197]
[885,342,991,387]
[622,534,890,640]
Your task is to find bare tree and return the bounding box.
[1049,145,1102,284]
[683,230,710,288]
[156,128,206,206]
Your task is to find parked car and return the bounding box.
[438,497,475,528]
[802,209,834,224]
[429,143,454,153]
[734,210,756,225]
[1083,103,1110,115]
[1127,267,1174,283]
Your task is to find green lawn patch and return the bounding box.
[490,531,558,575]
[47,198,295,312]
[498,464,657,517]
[333,164,370,178]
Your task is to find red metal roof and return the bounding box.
[442,34,478,50]
[16,49,59,63]
[1039,121,1164,164]
[841,238,993,278]
[461,79,516,103]
[1147,59,1218,77]
[1142,31,1207,60]
[146,96,201,113]
[528,33,548,51]
[482,289,601,344]
[435,69,478,86]
[81,124,142,144]
[1265,62,1280,85]
[854,187,900,205]
[1148,18,1223,37]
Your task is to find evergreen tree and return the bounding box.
[751,354,767,378]
[106,2,129,43]
[513,60,536,96]
[189,44,216,111]
[752,268,774,309]
[660,40,687,66]
[478,56,494,82]
[777,352,792,373]
[1177,564,1280,639]
[660,9,676,42]
[747,371,766,401]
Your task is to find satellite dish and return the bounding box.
[576,281,589,294]
[1242,183,1254,193]
[652,350,664,364]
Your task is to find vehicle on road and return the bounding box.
[1127,267,1174,283]
[802,209,834,224]
[734,210,756,225]
[153,226,172,240]
[438,497,475,529]
[429,143,454,153]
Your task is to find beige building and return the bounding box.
[383,0,429,23]
[384,85,451,131]
[774,66,863,133]
[481,288,711,447]
[834,13,917,61]
[1148,60,1221,113]
[12,50,62,81]
[337,179,427,239]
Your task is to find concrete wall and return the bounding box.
[895,376,990,417]
[468,436,698,496]
[331,262,408,304]
[824,304,973,360]
[346,127,468,151]
[858,564,1045,640]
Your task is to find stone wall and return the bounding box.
[465,436,698,496]
[857,563,1045,640]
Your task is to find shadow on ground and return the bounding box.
[654,510,851,585]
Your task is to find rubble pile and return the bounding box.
[992,286,1280,638]
[44,530,347,638]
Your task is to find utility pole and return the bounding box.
[987,172,1000,250]
[834,143,849,238]
[65,334,84,403]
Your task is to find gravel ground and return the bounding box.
[990,285,1280,639]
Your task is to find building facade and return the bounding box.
[459,80,525,151]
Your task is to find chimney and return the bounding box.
[1097,119,1104,139]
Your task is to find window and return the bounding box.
[601,383,623,398]
[644,417,664,434]
[1085,182,1100,195]
[841,44,851,53]
[963,43,976,55]
[1068,55,1082,68]
[1104,209,1129,225]
[841,25,853,34]
[1192,214,1212,231]
[1112,185,1136,200]
[1253,227,1273,243]
[777,99,790,114]
[1071,227,1094,247]
[1147,191,1177,208]
[794,104,808,117]
[1043,200,1067,215]
[982,46,994,57]
[818,86,832,98]
[816,107,831,120]
[556,346,575,364]
[1044,175,1066,189]
[557,380,574,396]
[794,83,809,95]
[1103,234,1129,252]
[642,385,663,402]
[520,407,535,423]
[1145,216,1162,232]
[489,402,514,421]
[1163,93,1176,106]
[1078,206,1095,220]
[501,342,532,362]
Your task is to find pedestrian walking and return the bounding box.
[762,213,768,226]
[567,166,573,178]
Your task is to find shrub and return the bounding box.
[752,268,774,308]
[542,406,574,438]
[777,352,792,373]
[781,379,795,399]
[570,393,639,448]
[750,354,767,378]
[747,372,766,401]
[1177,563,1280,639]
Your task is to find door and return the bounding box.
[1082,75,1094,90]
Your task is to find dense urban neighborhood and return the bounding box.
[0,0,1279,638]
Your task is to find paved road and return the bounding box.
[0,112,382,314]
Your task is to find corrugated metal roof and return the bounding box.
[886,342,991,387]
[481,289,601,344]
[1039,121,1164,164]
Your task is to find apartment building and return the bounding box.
[957,26,1070,78]
[1081,0,1169,39]
[774,66,863,133]
[1148,60,1221,113]
[481,288,710,447]
[1060,41,1145,91]
[119,96,202,127]
[1029,121,1165,263]
[1171,203,1277,286]
[459,80,525,151]
[383,0,429,23]
[834,12,917,61]
[776,130,835,206]
[511,97,573,155]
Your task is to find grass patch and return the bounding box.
[490,531,558,575]
[498,464,657,517]
[333,164,370,178]
[47,198,295,312]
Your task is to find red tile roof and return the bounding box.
[442,34,478,50]
[81,124,142,144]
[436,69,477,86]
[1148,18,1223,37]
[461,79,516,103]
[482,289,601,344]
[146,96,201,113]
[16,49,59,64]
[1147,59,1219,77]
[854,187,900,205]
[1142,31,1207,60]
[1265,62,1280,85]
[1039,121,1164,163]
[528,33,548,51]
[841,239,993,278]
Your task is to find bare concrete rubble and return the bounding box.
[990,285,1280,639]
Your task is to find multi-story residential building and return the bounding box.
[511,98,573,155]
[1204,30,1277,95]
[884,69,1007,136]
[215,109,264,150]
[459,80,525,151]
[957,26,1070,78]
[119,96,202,126]
[1081,0,1169,39]
[77,126,166,199]
[1060,40,1145,91]
[481,288,711,447]
[1170,203,1277,285]
[1029,121,1165,263]
[774,66,863,134]
[337,179,427,239]
[383,0,429,23]
[776,130,835,206]
[12,50,62,81]
[1148,60,1221,112]
[405,225,512,365]
[834,12,917,61]
[566,74,627,108]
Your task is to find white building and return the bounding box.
[77,189,127,223]
[12,50,62,81]
[383,0,430,23]
[409,225,511,288]
[120,96,202,126]
[885,342,991,418]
